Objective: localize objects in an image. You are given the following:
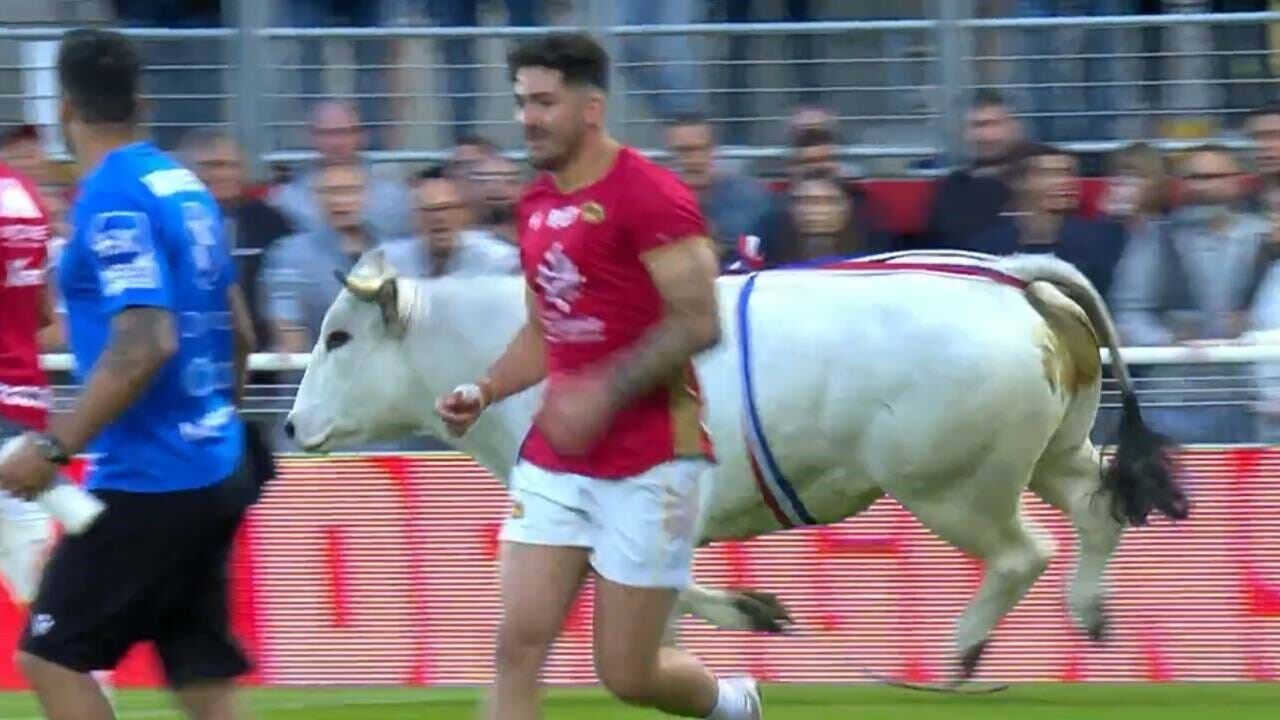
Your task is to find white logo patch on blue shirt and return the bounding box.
[90,211,159,296]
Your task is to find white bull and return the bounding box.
[284,249,1188,679]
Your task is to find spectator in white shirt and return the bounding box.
[381,168,518,278]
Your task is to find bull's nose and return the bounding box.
[283,420,296,439]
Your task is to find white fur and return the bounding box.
[287,250,1126,668]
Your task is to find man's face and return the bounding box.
[470,156,522,224]
[1025,153,1079,214]
[666,123,715,189]
[416,178,466,257]
[514,66,595,171]
[189,138,244,206]
[317,165,368,233]
[965,105,1018,163]
[790,144,839,183]
[311,105,363,165]
[1248,113,1280,179]
[1184,151,1240,207]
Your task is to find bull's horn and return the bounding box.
[334,270,383,301]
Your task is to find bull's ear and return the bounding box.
[375,277,408,338]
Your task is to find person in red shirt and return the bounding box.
[0,160,59,606]
[436,33,761,720]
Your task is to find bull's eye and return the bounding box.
[325,330,352,352]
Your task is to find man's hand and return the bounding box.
[0,434,58,501]
[435,382,492,438]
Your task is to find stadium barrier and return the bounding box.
[0,447,1275,688]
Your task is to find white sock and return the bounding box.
[705,677,753,720]
[92,670,115,703]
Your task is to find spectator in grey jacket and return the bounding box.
[381,170,518,279]
[269,100,413,240]
[1110,146,1276,443]
[261,161,392,353]
[665,113,770,266]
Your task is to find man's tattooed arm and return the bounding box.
[605,236,721,408]
[50,307,178,453]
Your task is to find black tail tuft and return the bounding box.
[1102,392,1189,527]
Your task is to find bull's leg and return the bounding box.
[898,483,1055,679]
[674,584,794,634]
[1029,441,1122,642]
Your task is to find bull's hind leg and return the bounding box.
[1029,441,1122,642]
[896,471,1055,679]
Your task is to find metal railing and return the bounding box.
[33,342,1280,446]
[4,8,1279,175]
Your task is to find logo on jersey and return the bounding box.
[0,222,50,248]
[4,256,43,287]
[528,211,544,231]
[0,179,42,219]
[536,242,604,344]
[182,201,222,290]
[90,211,160,296]
[140,168,206,198]
[580,201,606,224]
[536,242,582,313]
[546,205,581,230]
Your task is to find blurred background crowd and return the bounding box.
[6,0,1280,449]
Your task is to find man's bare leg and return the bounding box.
[593,577,756,719]
[17,652,116,720]
[487,541,590,720]
[175,680,241,720]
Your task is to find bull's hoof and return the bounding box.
[729,589,795,634]
[959,640,989,681]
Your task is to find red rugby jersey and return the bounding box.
[0,163,53,430]
[517,147,715,478]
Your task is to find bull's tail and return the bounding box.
[997,255,1189,527]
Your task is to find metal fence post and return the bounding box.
[937,0,973,165]
[234,0,268,180]
[586,0,626,139]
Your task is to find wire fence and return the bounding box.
[3,8,1280,175]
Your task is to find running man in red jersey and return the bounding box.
[0,160,59,605]
[436,33,761,720]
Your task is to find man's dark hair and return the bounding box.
[414,164,449,184]
[507,32,610,92]
[792,126,840,149]
[1247,101,1280,124]
[1,124,39,148]
[454,134,498,154]
[970,89,1008,112]
[57,28,143,125]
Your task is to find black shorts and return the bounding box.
[19,466,257,688]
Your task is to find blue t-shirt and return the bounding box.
[58,142,243,492]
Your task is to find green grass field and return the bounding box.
[2,683,1279,719]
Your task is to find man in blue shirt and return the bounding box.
[0,29,258,720]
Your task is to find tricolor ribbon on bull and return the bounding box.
[735,251,1034,529]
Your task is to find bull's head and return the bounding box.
[284,249,428,452]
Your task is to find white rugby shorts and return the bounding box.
[499,459,708,589]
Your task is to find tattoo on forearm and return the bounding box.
[55,307,176,453]
[608,322,705,406]
[100,308,175,379]
[607,259,719,407]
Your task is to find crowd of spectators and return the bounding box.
[13,84,1280,448]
